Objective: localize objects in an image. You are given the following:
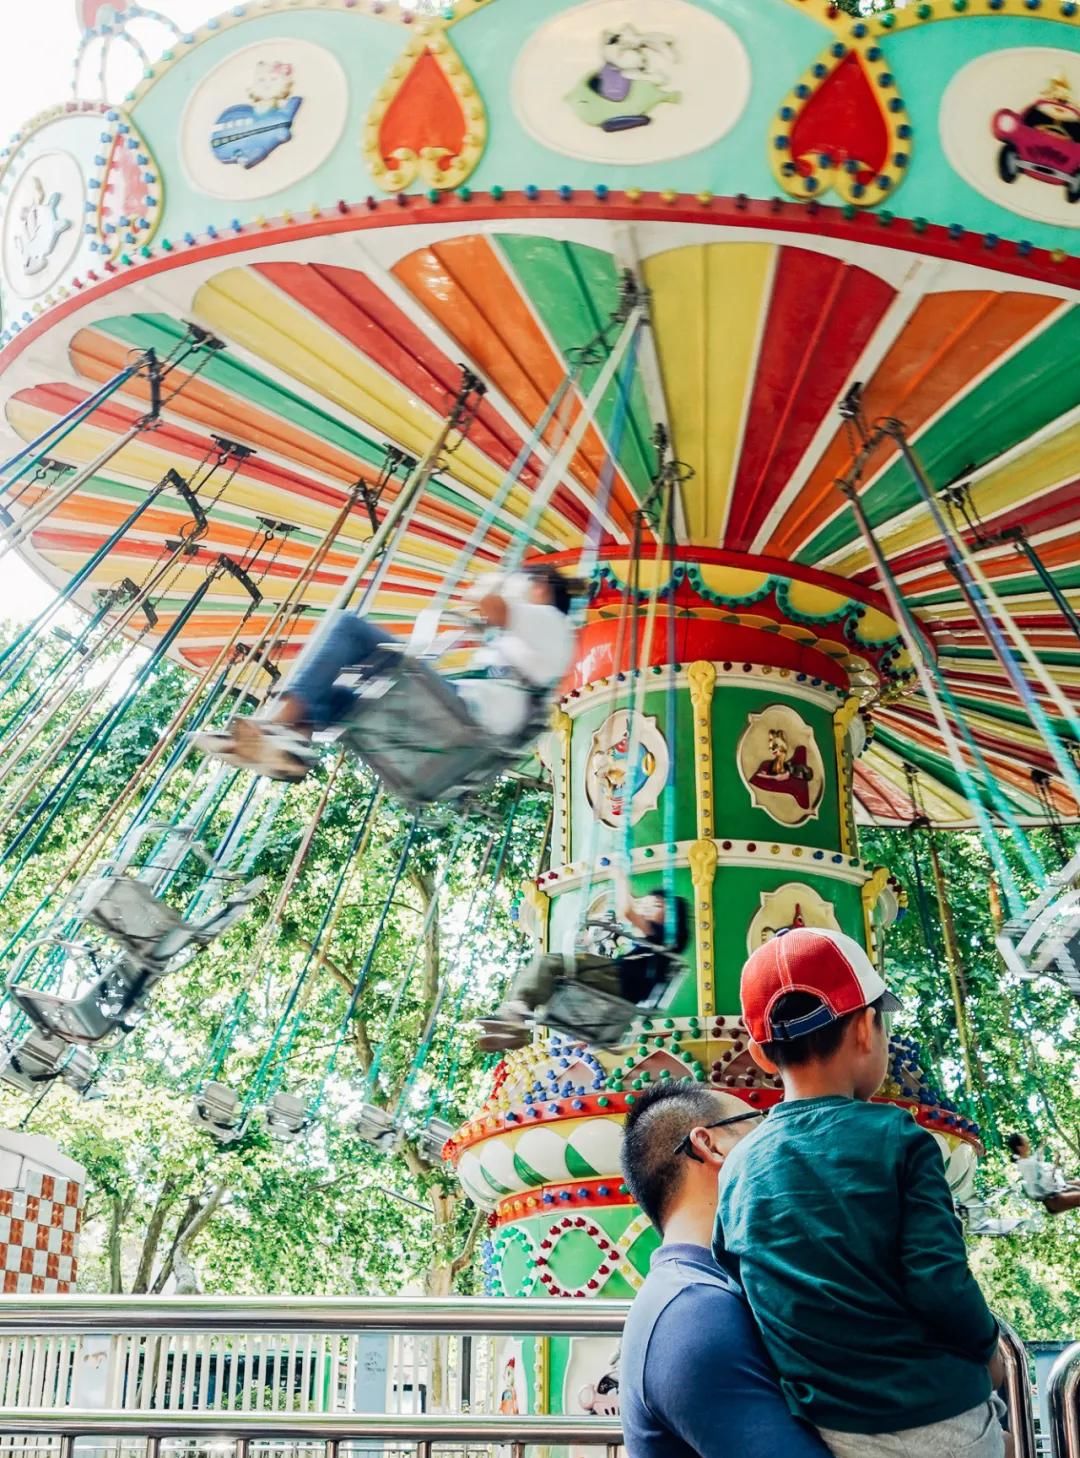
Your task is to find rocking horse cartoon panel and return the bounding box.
[737,705,825,828]
[584,709,669,829]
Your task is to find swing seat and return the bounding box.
[10,954,149,1045]
[539,980,641,1051]
[335,646,547,805]
[418,1116,455,1166]
[80,874,267,973]
[190,1082,246,1143]
[263,1091,310,1141]
[0,1032,97,1095]
[354,1101,399,1152]
[997,849,1080,995]
[961,1197,1042,1238]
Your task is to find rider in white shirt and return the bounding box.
[196,563,577,781]
[1008,1132,1080,1214]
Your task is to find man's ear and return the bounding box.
[748,1039,779,1076]
[686,1124,726,1167]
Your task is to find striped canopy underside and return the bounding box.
[4,228,1079,830]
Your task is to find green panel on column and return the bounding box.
[567,683,700,859]
[710,685,842,848]
[711,868,866,1012]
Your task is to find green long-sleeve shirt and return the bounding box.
[713,1095,998,1435]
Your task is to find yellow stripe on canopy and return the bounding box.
[643,243,773,544]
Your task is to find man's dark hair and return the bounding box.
[645,890,691,954]
[759,990,886,1069]
[1006,1132,1028,1162]
[523,562,574,616]
[620,1078,728,1231]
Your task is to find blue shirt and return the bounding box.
[620,1243,829,1458]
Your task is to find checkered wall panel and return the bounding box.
[0,1169,82,1292]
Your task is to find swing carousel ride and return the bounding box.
[0,0,1076,1346]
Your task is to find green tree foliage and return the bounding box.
[0,621,543,1299]
[832,0,897,15]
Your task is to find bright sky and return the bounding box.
[0,1,223,624]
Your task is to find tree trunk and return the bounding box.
[151,1183,225,1300]
[131,1177,179,1295]
[107,1195,124,1294]
[422,1193,481,1409]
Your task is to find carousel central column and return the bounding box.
[446,552,978,1419]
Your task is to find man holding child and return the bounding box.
[621,926,1009,1458]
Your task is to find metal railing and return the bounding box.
[1048,1342,1080,1457]
[0,1299,1040,1458]
[0,1298,625,1458]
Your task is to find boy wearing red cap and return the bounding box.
[714,926,1007,1458]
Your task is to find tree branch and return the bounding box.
[152,1180,228,1295]
[107,1195,124,1294]
[306,938,376,1075]
[408,868,441,1006]
[151,1194,199,1295]
[450,1207,483,1280]
[131,1176,179,1295]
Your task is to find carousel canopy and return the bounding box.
[0,0,1078,829]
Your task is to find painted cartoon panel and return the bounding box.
[494,1341,527,1415]
[180,39,348,201]
[2,153,82,299]
[211,62,304,172]
[737,704,825,827]
[585,709,669,829]
[941,49,1080,227]
[512,0,751,165]
[564,1336,622,1458]
[746,881,840,954]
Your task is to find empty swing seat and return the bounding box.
[263,1091,310,1141]
[190,1082,246,1143]
[10,955,149,1045]
[335,647,546,805]
[80,873,267,973]
[419,1116,455,1166]
[354,1101,399,1152]
[0,1031,98,1094]
[997,848,1080,994]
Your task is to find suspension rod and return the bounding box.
[278,370,486,693]
[1001,527,1080,650]
[0,362,141,494]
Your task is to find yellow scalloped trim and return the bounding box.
[91,112,163,261]
[363,23,487,192]
[833,694,861,857]
[769,37,911,207]
[549,707,573,866]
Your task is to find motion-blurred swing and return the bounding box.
[9,824,265,1045]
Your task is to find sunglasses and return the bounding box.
[674,1109,765,1161]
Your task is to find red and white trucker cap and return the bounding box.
[740,927,902,1044]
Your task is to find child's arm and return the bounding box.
[898,1120,1000,1362]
